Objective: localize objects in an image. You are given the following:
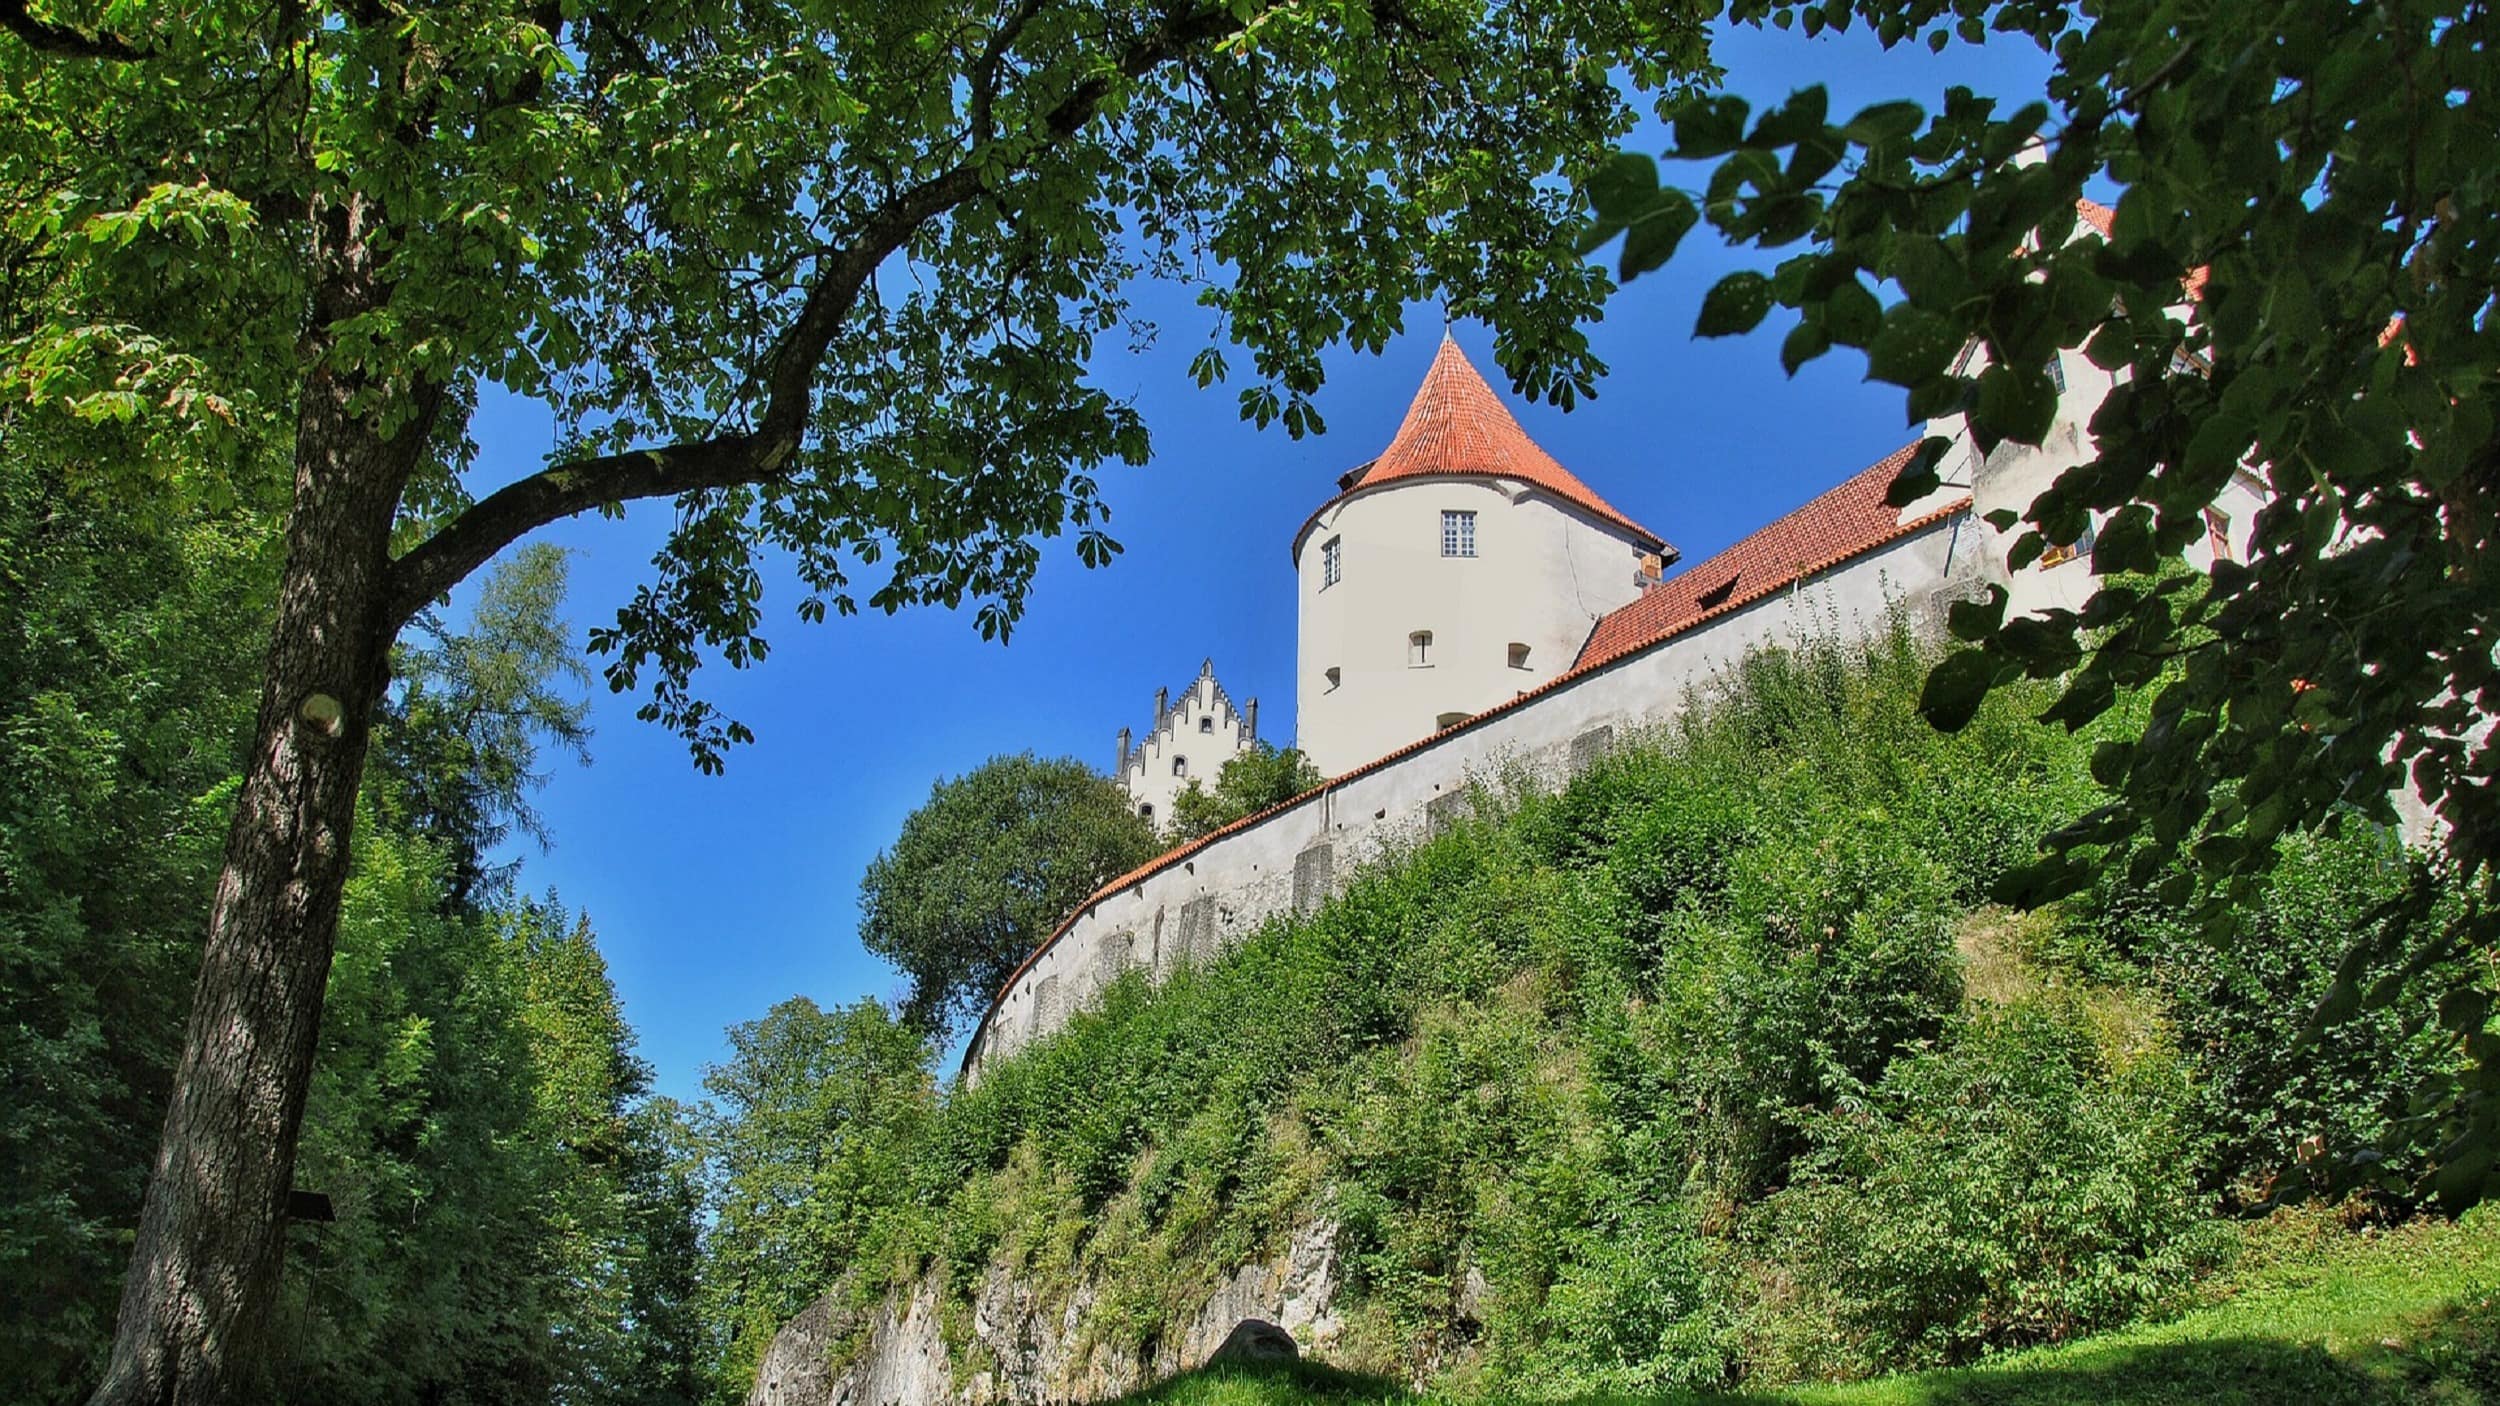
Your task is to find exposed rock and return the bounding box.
[1209,1319,1297,1367]
[745,1221,1343,1406]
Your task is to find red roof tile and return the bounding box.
[1294,336,1666,557]
[1575,442,1963,670]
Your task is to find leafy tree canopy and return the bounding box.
[3,0,1712,765]
[1171,740,1325,839]
[860,754,1158,1035]
[1586,0,2497,1207]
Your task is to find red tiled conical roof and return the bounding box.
[1295,336,1666,557]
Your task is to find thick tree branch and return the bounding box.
[0,0,143,57]
[384,2,1255,627]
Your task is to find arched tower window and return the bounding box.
[1198,716,1214,733]
[1409,631,1433,667]
[1172,756,1188,778]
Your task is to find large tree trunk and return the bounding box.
[89,211,434,1406]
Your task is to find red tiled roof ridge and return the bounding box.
[962,449,1970,1072]
[1293,336,1666,558]
[1575,442,1962,672]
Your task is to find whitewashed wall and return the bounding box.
[1293,479,1657,776]
[964,512,1982,1074]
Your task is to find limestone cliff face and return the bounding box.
[745,1221,1344,1406]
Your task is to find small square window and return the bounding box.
[1321,537,1342,588]
[1441,511,1475,558]
[1198,716,1214,733]
[1323,667,1341,692]
[1507,642,1531,669]
[1409,631,1433,667]
[1172,756,1188,778]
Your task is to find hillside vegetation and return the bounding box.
[710,621,2479,1400]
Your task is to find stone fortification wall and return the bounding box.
[965,508,1985,1075]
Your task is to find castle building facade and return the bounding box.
[1115,659,1257,830]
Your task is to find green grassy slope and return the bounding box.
[1127,1208,2500,1405]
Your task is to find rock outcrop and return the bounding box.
[746,1221,1343,1406]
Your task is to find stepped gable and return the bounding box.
[1296,334,1668,555]
[1575,442,1968,671]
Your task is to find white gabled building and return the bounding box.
[1115,660,1258,831]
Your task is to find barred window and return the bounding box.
[1441,510,1476,558]
[1409,631,1433,666]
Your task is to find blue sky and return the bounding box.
[474,23,2060,1100]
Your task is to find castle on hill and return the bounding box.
[1037,205,2283,1070]
[1122,309,2262,821]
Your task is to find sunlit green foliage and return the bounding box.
[1173,743,1327,841]
[860,754,1161,1034]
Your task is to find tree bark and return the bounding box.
[88,213,435,1406]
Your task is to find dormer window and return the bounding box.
[1441,510,1476,558]
[1409,631,1433,667]
[1198,716,1215,733]
[1321,536,1342,588]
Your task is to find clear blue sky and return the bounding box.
[473,23,2060,1100]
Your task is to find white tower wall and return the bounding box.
[1293,478,1652,776]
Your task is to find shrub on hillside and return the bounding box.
[1749,996,2223,1376]
[2075,830,2474,1205]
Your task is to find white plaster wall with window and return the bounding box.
[1293,477,1655,775]
[1116,669,1257,829]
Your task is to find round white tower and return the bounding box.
[1290,336,1674,776]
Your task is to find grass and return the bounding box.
[1116,1208,2500,1406]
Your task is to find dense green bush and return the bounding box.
[1752,995,2223,1375]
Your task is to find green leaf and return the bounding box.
[1618,191,1699,281]
[1974,362,2057,445]
[1781,317,1831,375]
[1696,272,1775,337]
[1946,583,2008,641]
[1866,303,1961,386]
[1919,648,2004,732]
[1844,100,1925,146]
[1586,152,1659,221]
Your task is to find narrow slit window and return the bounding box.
[1435,712,1469,730]
[1441,510,1476,557]
[1409,631,1433,667]
[2205,508,2233,563]
[1323,666,1341,692]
